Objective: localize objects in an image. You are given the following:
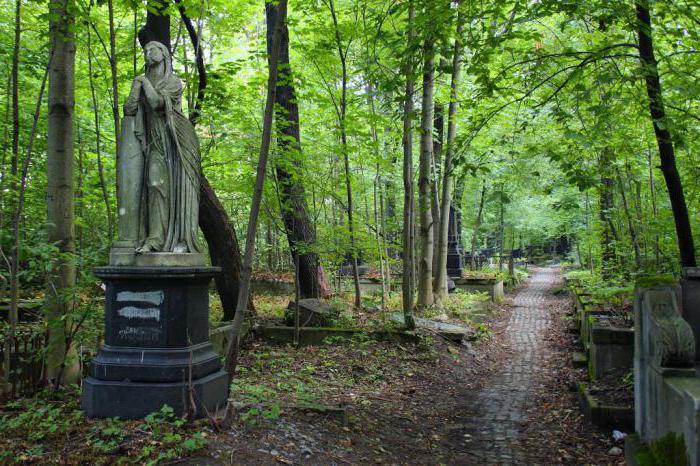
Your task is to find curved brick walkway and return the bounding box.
[452,267,559,465]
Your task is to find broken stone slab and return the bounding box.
[284,299,341,327]
[391,313,473,342]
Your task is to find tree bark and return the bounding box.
[328,0,361,308]
[470,181,486,270]
[138,0,170,52]
[435,3,464,301]
[265,2,331,299]
[139,1,250,320]
[225,0,286,380]
[107,0,120,159]
[10,0,20,180]
[87,23,113,240]
[616,168,642,270]
[431,103,443,277]
[401,0,416,328]
[599,149,616,279]
[46,0,76,381]
[636,0,696,267]
[417,37,435,308]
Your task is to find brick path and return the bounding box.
[451,267,559,465]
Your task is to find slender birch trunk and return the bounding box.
[417,37,435,308]
[401,0,416,328]
[435,3,464,301]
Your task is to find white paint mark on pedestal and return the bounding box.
[117,306,161,321]
[117,290,164,305]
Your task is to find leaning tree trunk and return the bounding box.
[139,1,249,321]
[417,37,435,308]
[46,0,76,382]
[225,0,286,380]
[265,2,331,299]
[636,0,696,268]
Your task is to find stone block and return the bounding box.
[82,266,228,419]
[453,278,504,303]
[588,323,634,380]
[284,299,340,327]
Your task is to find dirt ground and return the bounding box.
[183,268,625,465]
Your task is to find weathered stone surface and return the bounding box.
[110,251,205,267]
[82,266,228,419]
[453,278,504,302]
[634,282,700,465]
[284,299,340,327]
[114,41,202,260]
[681,267,700,360]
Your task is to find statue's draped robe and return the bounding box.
[134,73,201,253]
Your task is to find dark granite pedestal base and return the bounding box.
[82,266,228,419]
[447,247,464,278]
[83,370,228,419]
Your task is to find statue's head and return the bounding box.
[144,41,172,76]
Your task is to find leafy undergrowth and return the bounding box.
[0,389,211,464]
[246,288,493,334]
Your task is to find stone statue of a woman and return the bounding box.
[119,41,202,256]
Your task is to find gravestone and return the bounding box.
[446,203,465,278]
[82,42,228,419]
[680,267,700,361]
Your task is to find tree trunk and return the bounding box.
[401,0,416,328]
[139,2,250,320]
[435,4,464,301]
[417,37,435,308]
[636,0,696,268]
[10,0,20,181]
[87,24,113,240]
[138,0,170,52]
[616,168,642,270]
[431,103,443,277]
[599,149,616,279]
[107,0,120,159]
[225,0,286,380]
[265,2,331,299]
[328,0,361,308]
[46,0,76,382]
[470,181,486,270]
[6,57,50,393]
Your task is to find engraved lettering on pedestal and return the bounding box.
[114,289,165,344]
[117,326,161,343]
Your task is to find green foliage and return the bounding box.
[636,432,688,466]
[0,394,208,463]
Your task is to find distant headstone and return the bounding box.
[285,299,340,327]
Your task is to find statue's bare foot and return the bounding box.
[173,242,188,254]
[135,243,156,254]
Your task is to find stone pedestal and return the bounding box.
[82,266,228,419]
[446,203,464,278]
[681,267,700,361]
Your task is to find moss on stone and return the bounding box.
[636,274,676,289]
